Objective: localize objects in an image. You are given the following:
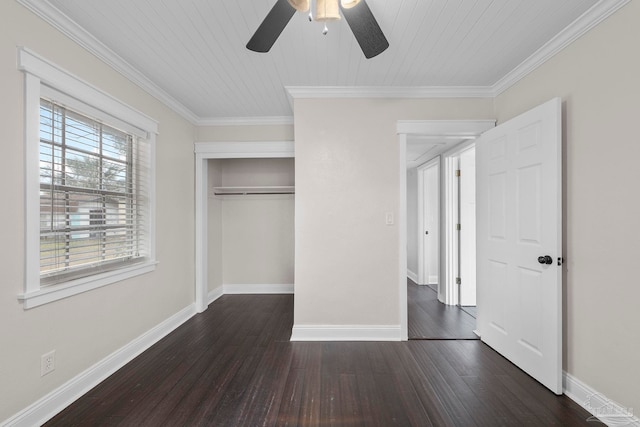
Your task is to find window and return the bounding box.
[39,99,148,285]
[19,48,157,308]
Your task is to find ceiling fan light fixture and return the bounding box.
[287,0,309,12]
[340,0,361,9]
[315,0,341,21]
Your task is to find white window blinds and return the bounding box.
[39,98,151,285]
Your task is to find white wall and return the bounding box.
[220,159,295,286]
[196,124,294,142]
[292,98,494,330]
[406,167,418,281]
[493,0,640,412]
[222,196,294,285]
[0,1,195,421]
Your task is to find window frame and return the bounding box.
[18,48,158,309]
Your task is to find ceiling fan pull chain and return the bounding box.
[309,0,314,21]
[322,23,329,35]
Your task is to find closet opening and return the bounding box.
[207,158,295,297]
[194,141,295,313]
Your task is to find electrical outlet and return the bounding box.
[41,350,55,376]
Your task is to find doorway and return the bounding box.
[408,145,477,340]
[399,99,562,393]
[194,141,295,313]
[398,120,495,340]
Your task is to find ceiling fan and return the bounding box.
[247,0,389,59]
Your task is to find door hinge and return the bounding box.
[456,277,461,285]
[456,223,461,231]
[455,169,461,177]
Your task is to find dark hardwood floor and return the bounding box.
[46,294,594,426]
[408,279,478,340]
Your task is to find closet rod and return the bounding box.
[214,191,295,196]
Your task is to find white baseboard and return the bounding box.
[207,286,224,305]
[407,270,418,283]
[428,275,438,285]
[2,304,197,427]
[223,284,294,294]
[563,371,639,426]
[290,324,401,341]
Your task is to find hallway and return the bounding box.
[407,279,477,340]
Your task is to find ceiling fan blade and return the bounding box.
[247,0,296,53]
[340,0,389,59]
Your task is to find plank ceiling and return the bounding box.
[36,0,601,121]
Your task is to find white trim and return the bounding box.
[19,48,158,309]
[18,262,158,309]
[197,116,294,126]
[407,270,418,284]
[492,0,631,95]
[398,133,409,341]
[15,0,199,124]
[398,120,495,137]
[195,156,208,313]
[290,325,402,341]
[194,141,295,158]
[442,153,458,305]
[23,72,41,296]
[223,284,294,294]
[1,304,197,427]
[563,371,640,426]
[207,286,224,305]
[147,132,158,264]
[286,86,494,101]
[18,48,158,134]
[194,140,296,315]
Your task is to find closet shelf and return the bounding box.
[212,186,295,196]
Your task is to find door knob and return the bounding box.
[537,255,553,265]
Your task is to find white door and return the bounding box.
[476,98,562,394]
[459,147,476,306]
[418,159,440,286]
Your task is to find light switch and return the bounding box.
[385,212,394,225]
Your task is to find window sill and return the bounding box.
[18,260,158,309]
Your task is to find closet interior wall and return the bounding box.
[207,158,295,294]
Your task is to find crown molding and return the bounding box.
[197,116,294,127]
[18,0,629,123]
[286,85,495,100]
[16,0,200,124]
[492,0,631,95]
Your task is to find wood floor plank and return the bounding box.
[407,279,478,339]
[45,294,596,426]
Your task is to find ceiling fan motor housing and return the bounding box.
[287,0,361,14]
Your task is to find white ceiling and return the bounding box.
[24,0,612,122]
